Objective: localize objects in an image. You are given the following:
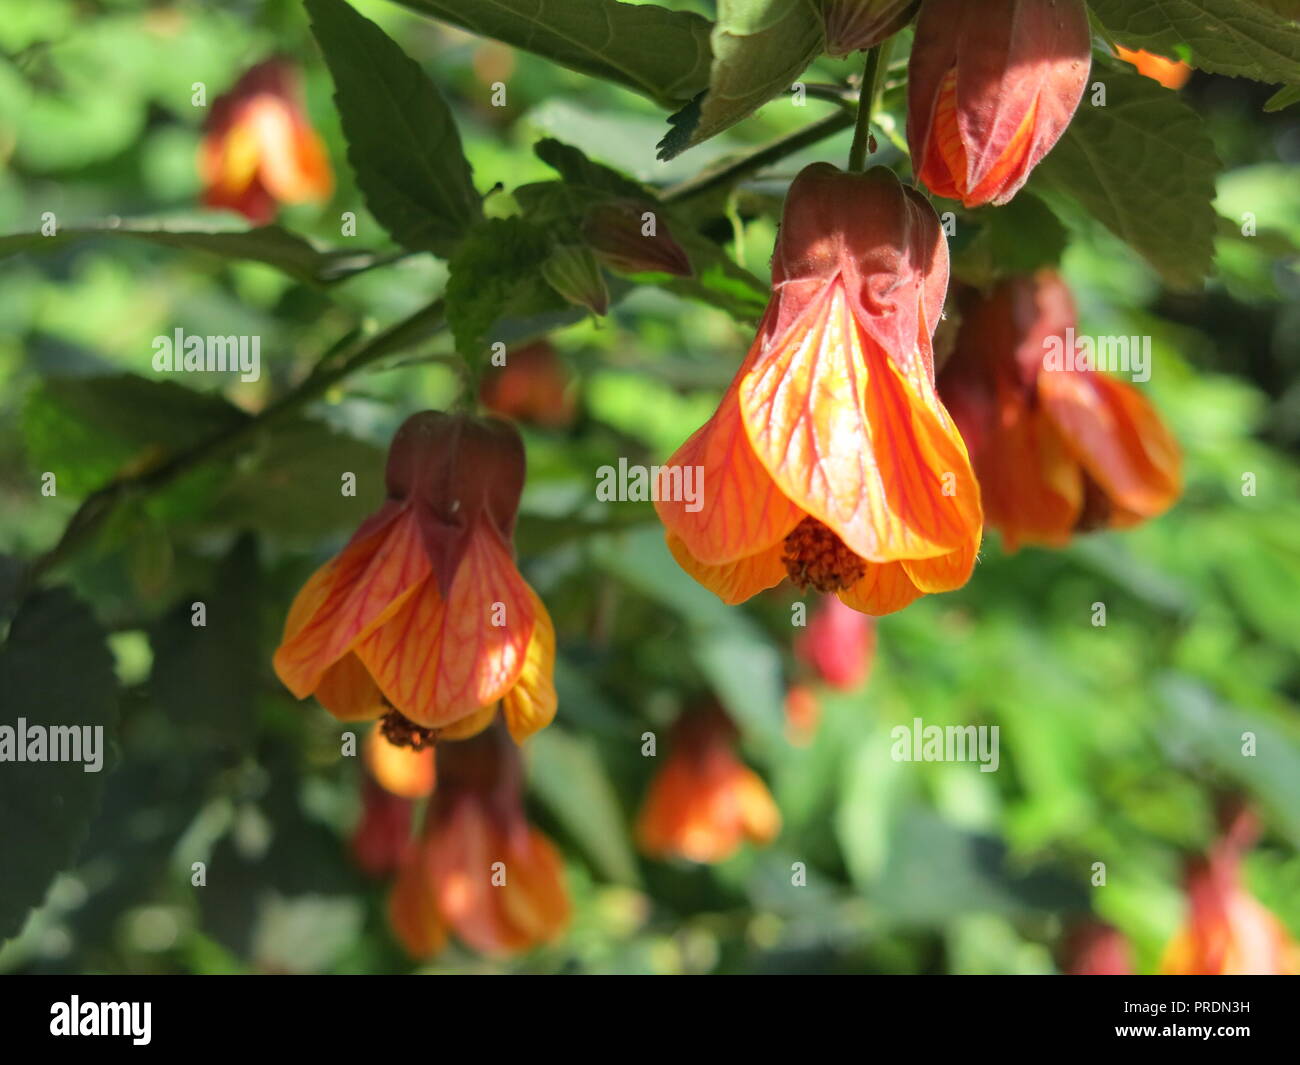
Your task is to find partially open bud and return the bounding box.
[582,200,692,278]
[820,0,918,58]
[908,0,1091,207]
[542,243,610,316]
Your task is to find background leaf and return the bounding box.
[0,588,118,940]
[1089,0,1300,84]
[1034,66,1221,288]
[658,0,825,159]
[308,0,482,255]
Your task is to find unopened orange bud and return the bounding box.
[908,0,1091,207]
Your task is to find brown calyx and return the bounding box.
[782,517,866,593]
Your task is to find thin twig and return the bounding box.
[21,298,448,590]
[662,109,855,204]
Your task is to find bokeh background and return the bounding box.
[0,0,1297,974]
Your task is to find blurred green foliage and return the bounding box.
[0,0,1297,974]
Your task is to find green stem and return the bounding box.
[662,110,855,204]
[22,298,447,588]
[847,38,894,172]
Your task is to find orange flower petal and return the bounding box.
[355,522,535,728]
[313,652,386,721]
[501,587,558,743]
[836,562,924,616]
[433,803,530,955]
[978,402,1082,551]
[388,844,447,959]
[735,767,782,846]
[439,703,499,742]
[739,280,980,564]
[665,532,787,606]
[654,323,805,567]
[497,828,571,947]
[1039,370,1181,520]
[273,509,431,701]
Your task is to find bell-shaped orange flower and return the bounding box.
[273,411,557,744]
[937,272,1181,551]
[636,707,781,863]
[388,721,570,958]
[908,0,1091,207]
[1162,805,1300,975]
[820,0,919,58]
[199,58,333,224]
[1116,46,1193,90]
[656,164,982,617]
[478,340,577,429]
[796,594,877,690]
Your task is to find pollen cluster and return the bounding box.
[782,517,866,593]
[381,708,439,750]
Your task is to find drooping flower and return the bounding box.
[907,0,1091,207]
[199,58,333,224]
[1063,922,1135,975]
[478,340,577,429]
[656,163,982,617]
[351,775,415,879]
[273,411,557,744]
[796,594,877,690]
[937,272,1181,551]
[636,707,781,863]
[1116,46,1192,90]
[819,0,919,58]
[1162,805,1300,976]
[783,684,821,746]
[388,720,570,958]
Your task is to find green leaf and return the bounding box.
[0,224,377,286]
[1159,675,1300,848]
[387,0,713,106]
[22,374,248,497]
[658,0,825,160]
[874,809,1089,924]
[527,727,640,885]
[591,526,785,746]
[534,138,650,199]
[211,419,386,542]
[1264,83,1300,111]
[445,217,568,356]
[307,0,482,255]
[983,193,1070,274]
[1089,0,1300,84]
[1034,66,1220,289]
[149,536,261,751]
[0,587,118,940]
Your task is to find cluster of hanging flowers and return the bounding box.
[258,0,1266,966]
